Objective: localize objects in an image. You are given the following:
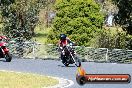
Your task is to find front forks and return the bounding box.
[69,50,77,64]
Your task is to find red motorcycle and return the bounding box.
[0,36,12,62]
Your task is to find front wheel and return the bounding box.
[75,56,81,67]
[62,58,69,67]
[61,55,69,67]
[5,52,12,62]
[63,61,69,67]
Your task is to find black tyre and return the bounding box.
[0,48,4,58]
[61,55,69,67]
[5,52,12,62]
[63,62,69,67]
[75,56,81,67]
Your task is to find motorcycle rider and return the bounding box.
[58,34,75,62]
[59,34,73,48]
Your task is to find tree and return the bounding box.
[112,0,132,34]
[47,0,104,46]
[0,0,46,39]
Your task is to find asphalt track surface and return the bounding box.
[0,58,132,88]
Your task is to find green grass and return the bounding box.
[0,71,59,88]
[33,26,51,44]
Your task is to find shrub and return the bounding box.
[47,0,104,46]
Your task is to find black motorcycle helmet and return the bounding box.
[60,34,67,40]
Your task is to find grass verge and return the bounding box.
[33,26,52,44]
[0,71,59,88]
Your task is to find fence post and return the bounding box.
[106,48,108,62]
[32,41,35,59]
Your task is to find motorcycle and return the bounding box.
[60,43,81,67]
[0,36,12,62]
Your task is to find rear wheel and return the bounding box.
[5,52,12,62]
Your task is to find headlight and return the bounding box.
[70,43,73,46]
